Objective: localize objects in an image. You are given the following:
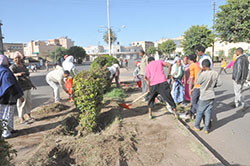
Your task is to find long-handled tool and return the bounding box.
[119,93,148,109]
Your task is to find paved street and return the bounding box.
[30,65,90,109]
[29,64,250,165]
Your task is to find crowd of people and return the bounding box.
[134,47,249,134]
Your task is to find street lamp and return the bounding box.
[107,0,111,56]
[98,25,126,55]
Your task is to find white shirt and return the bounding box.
[199,54,213,69]
[46,65,65,87]
[107,66,117,78]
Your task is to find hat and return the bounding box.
[14,51,23,59]
[64,55,69,59]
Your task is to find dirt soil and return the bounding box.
[7,87,221,166]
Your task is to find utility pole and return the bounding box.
[0,21,4,55]
[212,0,216,59]
[107,0,111,56]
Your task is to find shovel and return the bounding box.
[119,93,148,109]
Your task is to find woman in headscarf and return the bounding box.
[62,55,77,76]
[171,57,184,104]
[0,54,24,138]
[10,52,36,124]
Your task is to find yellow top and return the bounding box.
[221,60,227,68]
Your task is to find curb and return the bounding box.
[176,118,229,166]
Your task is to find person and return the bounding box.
[188,54,201,118]
[145,57,177,119]
[64,70,74,102]
[62,55,77,76]
[0,54,24,138]
[193,59,222,134]
[107,64,120,88]
[196,45,213,69]
[46,65,68,103]
[10,52,36,124]
[138,50,148,94]
[133,63,142,88]
[45,61,49,71]
[124,59,128,67]
[183,56,191,102]
[171,57,184,103]
[218,58,227,75]
[232,47,249,108]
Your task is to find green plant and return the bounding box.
[214,0,250,43]
[0,120,16,165]
[90,55,119,71]
[147,46,157,56]
[228,48,237,59]
[103,29,117,45]
[158,40,176,58]
[104,88,127,101]
[73,69,110,132]
[67,46,86,64]
[182,25,215,55]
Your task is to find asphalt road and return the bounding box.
[29,64,250,165]
[30,65,90,109]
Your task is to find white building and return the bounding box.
[131,41,154,53]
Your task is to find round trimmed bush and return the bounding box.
[90,55,119,71]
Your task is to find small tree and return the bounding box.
[49,47,67,62]
[147,46,157,56]
[158,40,176,58]
[228,48,237,59]
[103,29,117,45]
[218,50,225,59]
[214,0,250,43]
[67,46,86,64]
[182,25,215,55]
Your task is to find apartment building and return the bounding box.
[3,43,24,58]
[131,41,154,53]
[24,37,74,58]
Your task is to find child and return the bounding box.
[133,63,142,88]
[193,59,222,134]
[218,58,227,75]
[64,70,74,102]
[171,58,184,103]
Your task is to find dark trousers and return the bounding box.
[191,88,200,114]
[195,99,214,131]
[148,81,176,109]
[218,67,227,75]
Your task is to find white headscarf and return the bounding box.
[62,55,75,72]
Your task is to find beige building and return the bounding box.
[24,40,59,58]
[131,41,154,53]
[24,37,74,58]
[58,37,74,49]
[3,43,24,58]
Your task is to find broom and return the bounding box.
[119,93,148,109]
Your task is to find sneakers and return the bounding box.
[192,127,201,131]
[204,130,209,134]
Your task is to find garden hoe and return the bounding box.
[119,93,148,109]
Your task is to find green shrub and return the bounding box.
[0,120,16,165]
[90,55,119,71]
[73,69,110,132]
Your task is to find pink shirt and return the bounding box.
[146,60,167,86]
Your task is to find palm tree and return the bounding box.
[103,29,117,45]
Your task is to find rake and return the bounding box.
[119,93,148,109]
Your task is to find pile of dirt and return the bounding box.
[24,118,138,166]
[35,103,70,114]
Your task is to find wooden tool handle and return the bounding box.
[131,93,148,104]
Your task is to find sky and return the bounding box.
[1,0,226,47]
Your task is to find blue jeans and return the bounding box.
[191,88,200,114]
[195,99,214,131]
